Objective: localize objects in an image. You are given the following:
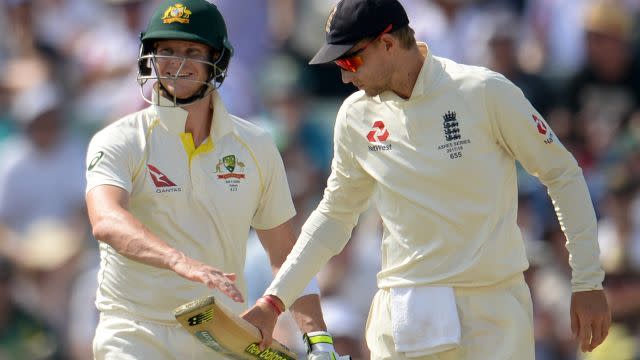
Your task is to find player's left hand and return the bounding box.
[570,289,611,352]
[304,331,352,360]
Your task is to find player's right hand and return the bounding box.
[241,301,280,350]
[570,289,611,352]
[168,251,244,303]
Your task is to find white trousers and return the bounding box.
[93,312,232,360]
[365,274,535,360]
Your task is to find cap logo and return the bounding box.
[325,4,338,33]
[162,3,192,24]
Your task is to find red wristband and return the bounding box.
[258,295,284,316]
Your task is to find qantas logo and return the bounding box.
[147,164,181,193]
[148,164,176,187]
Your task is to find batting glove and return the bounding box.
[303,331,352,360]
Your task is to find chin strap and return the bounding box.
[138,46,228,107]
[157,81,214,106]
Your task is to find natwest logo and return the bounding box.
[147,164,182,193]
[366,120,392,151]
[531,114,555,144]
[532,114,547,135]
[367,121,389,143]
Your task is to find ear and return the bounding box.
[380,34,395,52]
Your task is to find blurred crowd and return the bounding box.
[0,0,639,359]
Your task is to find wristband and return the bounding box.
[258,295,284,316]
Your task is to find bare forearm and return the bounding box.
[289,294,327,334]
[86,185,243,302]
[91,208,180,270]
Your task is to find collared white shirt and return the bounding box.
[339,43,603,290]
[86,90,295,321]
[268,43,603,306]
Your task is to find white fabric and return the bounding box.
[307,352,351,360]
[267,211,351,307]
[268,42,604,307]
[308,353,352,360]
[366,275,534,360]
[390,286,460,357]
[93,312,230,360]
[86,90,295,322]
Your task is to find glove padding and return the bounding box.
[303,331,352,360]
[308,353,352,360]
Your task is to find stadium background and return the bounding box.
[0,0,639,359]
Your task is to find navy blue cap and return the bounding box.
[310,0,409,64]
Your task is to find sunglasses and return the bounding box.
[334,24,393,73]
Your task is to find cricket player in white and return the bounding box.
[85,1,350,359]
[242,1,612,359]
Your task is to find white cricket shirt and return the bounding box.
[268,44,604,307]
[86,90,295,322]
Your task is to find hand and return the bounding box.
[169,250,244,302]
[304,331,352,360]
[570,290,611,352]
[241,300,280,350]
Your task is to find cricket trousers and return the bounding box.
[365,273,534,360]
[93,311,233,360]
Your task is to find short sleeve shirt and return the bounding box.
[86,91,295,321]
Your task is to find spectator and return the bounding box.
[7,220,87,356]
[0,254,63,360]
[562,0,640,173]
[0,83,86,235]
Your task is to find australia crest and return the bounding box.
[162,4,192,24]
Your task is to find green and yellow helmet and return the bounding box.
[137,0,234,105]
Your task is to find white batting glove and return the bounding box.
[303,331,352,360]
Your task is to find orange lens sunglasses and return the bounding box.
[334,24,393,72]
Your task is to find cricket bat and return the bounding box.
[174,295,297,360]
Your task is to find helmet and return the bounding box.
[137,0,234,106]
